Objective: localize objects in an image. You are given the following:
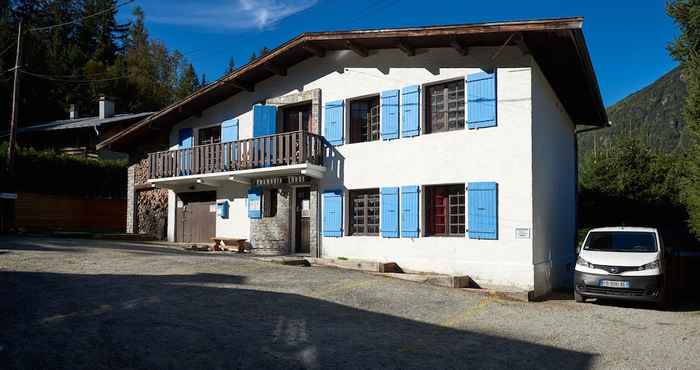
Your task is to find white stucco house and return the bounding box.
[98,18,608,298]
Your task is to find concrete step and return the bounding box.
[373,272,474,289]
[253,256,311,266]
[306,257,401,273]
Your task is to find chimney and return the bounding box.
[69,104,78,120]
[99,95,115,119]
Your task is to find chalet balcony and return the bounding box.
[147,131,326,187]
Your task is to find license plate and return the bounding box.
[599,280,630,288]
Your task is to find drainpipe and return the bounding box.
[574,121,612,251]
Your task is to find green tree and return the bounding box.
[579,137,682,203]
[668,0,700,235]
[176,63,200,100]
[121,6,181,113]
[0,1,195,131]
[578,136,689,241]
[226,56,235,73]
[249,51,257,62]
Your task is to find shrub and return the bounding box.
[0,142,126,198]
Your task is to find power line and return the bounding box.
[28,69,121,79]
[0,40,17,58]
[28,0,135,32]
[21,70,129,83]
[1,66,17,75]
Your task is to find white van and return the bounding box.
[574,227,667,305]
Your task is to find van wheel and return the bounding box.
[574,292,585,303]
[656,289,670,310]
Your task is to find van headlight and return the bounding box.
[638,260,660,271]
[576,256,593,268]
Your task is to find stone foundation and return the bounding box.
[250,187,290,255]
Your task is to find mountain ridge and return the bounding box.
[578,66,687,156]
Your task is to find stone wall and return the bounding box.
[309,186,319,257]
[250,187,290,255]
[130,157,168,240]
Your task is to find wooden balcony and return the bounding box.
[148,131,324,180]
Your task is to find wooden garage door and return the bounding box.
[176,191,216,243]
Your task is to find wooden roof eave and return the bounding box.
[98,17,605,151]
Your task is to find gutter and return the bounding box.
[573,121,612,253]
[97,17,592,151]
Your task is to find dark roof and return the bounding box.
[2,112,153,137]
[98,17,608,151]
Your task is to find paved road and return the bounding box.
[1,236,699,370]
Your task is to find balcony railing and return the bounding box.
[148,130,324,180]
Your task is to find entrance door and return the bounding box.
[176,191,216,243]
[295,187,311,254]
[282,103,311,133]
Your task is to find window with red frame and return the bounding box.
[426,184,465,236]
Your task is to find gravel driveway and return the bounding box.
[1,236,699,370]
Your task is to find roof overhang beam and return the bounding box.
[397,40,415,56]
[513,33,530,55]
[303,43,326,57]
[263,61,287,76]
[450,38,469,56]
[345,40,369,57]
[225,79,254,92]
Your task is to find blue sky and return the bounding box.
[120,0,679,106]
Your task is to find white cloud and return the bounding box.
[147,0,318,30]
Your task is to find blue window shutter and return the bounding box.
[248,187,262,219]
[323,190,343,237]
[380,90,400,140]
[467,71,497,129]
[401,186,419,237]
[468,182,498,240]
[380,187,399,238]
[253,105,276,167]
[253,104,277,137]
[178,128,193,148]
[177,128,193,175]
[401,85,420,137]
[221,118,239,142]
[324,100,344,146]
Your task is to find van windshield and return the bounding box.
[584,231,658,253]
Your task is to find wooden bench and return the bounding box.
[210,237,247,253]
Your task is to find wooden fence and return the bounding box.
[14,192,125,232]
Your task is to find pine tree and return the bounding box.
[249,52,257,62]
[176,63,200,99]
[79,0,128,64]
[226,56,236,73]
[0,2,200,131]
[668,0,700,235]
[122,6,181,112]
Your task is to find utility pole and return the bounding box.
[2,21,22,233]
[6,20,22,179]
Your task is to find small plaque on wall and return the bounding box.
[515,228,531,239]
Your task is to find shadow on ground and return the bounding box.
[0,270,597,370]
[0,237,214,257]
